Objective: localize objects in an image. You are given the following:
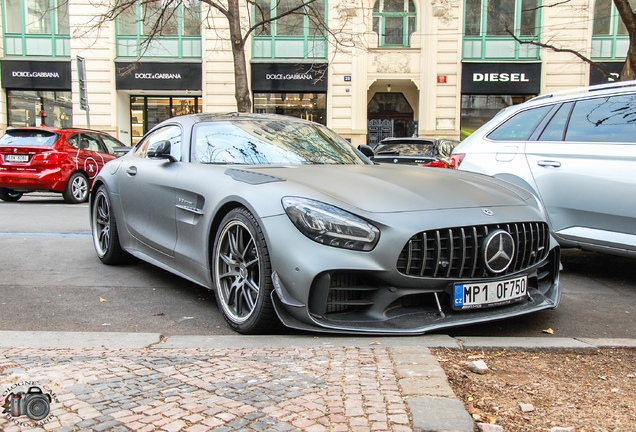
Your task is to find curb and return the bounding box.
[1,331,634,432]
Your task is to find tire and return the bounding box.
[0,188,23,202]
[92,185,127,265]
[213,207,278,334]
[63,172,89,204]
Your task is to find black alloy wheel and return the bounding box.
[213,207,278,334]
[92,185,126,264]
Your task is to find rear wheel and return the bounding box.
[213,207,278,334]
[63,172,89,203]
[92,185,127,264]
[0,188,23,202]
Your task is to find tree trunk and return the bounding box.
[614,0,636,80]
[227,0,252,112]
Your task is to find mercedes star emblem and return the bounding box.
[483,229,515,274]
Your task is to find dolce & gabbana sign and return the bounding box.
[116,62,202,91]
[462,62,541,95]
[1,59,71,90]
[252,62,328,92]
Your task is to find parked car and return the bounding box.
[451,80,636,258]
[90,113,561,335]
[0,127,129,203]
[371,137,460,168]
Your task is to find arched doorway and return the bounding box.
[367,90,417,146]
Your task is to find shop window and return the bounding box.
[460,95,533,139]
[7,90,72,127]
[252,0,327,58]
[130,96,201,145]
[592,0,633,59]
[2,0,70,56]
[372,0,417,47]
[463,0,540,59]
[116,0,202,58]
[253,93,326,124]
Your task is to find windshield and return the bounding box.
[0,130,58,147]
[192,120,368,165]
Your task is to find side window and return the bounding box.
[538,102,573,141]
[134,125,182,160]
[565,94,636,143]
[100,135,126,155]
[487,105,553,141]
[67,134,79,149]
[80,134,106,152]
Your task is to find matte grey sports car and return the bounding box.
[90,113,561,335]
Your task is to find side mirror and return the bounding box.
[357,144,374,158]
[147,140,177,162]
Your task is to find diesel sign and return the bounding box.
[462,63,541,95]
[473,73,530,82]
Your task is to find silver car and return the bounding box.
[452,81,636,258]
[90,113,561,334]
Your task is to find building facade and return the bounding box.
[0,0,631,145]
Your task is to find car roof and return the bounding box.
[510,80,636,112]
[5,126,112,135]
[186,112,318,124]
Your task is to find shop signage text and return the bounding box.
[11,71,61,78]
[462,62,541,95]
[252,62,328,92]
[116,62,202,91]
[265,73,314,80]
[1,59,71,90]
[472,73,530,82]
[134,73,183,80]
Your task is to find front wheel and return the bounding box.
[63,172,89,203]
[92,185,127,264]
[0,188,23,202]
[213,207,278,334]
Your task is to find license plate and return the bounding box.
[453,275,528,310]
[5,154,30,163]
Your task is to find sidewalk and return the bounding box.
[1,332,635,432]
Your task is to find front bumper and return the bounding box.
[264,208,562,335]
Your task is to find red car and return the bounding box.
[0,127,129,203]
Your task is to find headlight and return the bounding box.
[282,197,380,251]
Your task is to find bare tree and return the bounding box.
[503,0,636,81]
[91,0,361,112]
[613,0,636,79]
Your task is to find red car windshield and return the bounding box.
[0,130,59,147]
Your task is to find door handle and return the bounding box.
[126,166,138,176]
[537,160,561,168]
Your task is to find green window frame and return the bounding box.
[116,0,202,58]
[372,0,417,47]
[2,0,70,57]
[252,0,327,59]
[463,0,541,60]
[592,0,632,59]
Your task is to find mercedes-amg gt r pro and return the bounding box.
[90,113,561,334]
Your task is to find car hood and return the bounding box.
[247,164,533,213]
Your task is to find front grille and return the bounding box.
[397,222,550,279]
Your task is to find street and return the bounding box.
[1,193,634,339]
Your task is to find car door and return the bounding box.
[118,124,182,257]
[525,94,636,251]
[67,133,106,181]
[81,133,118,180]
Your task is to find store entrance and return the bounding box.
[130,96,201,145]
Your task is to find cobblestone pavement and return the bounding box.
[0,346,416,432]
